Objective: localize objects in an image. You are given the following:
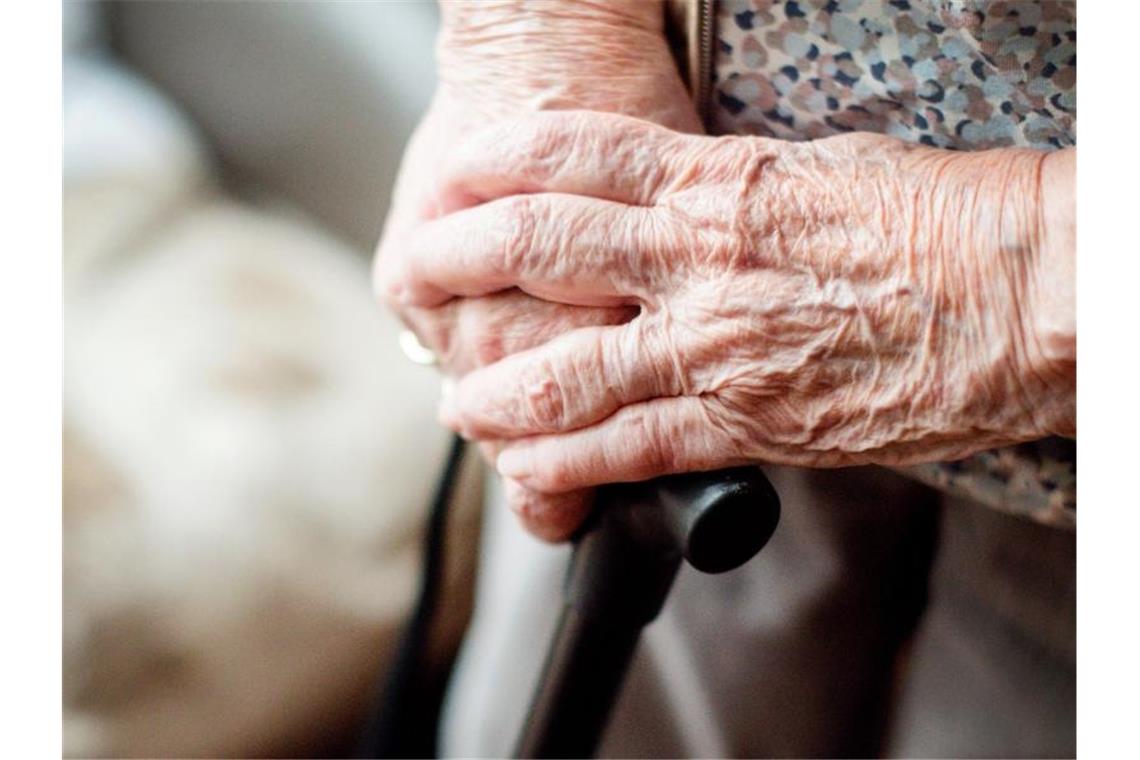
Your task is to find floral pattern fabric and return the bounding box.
[711,0,1075,149]
[710,0,1076,526]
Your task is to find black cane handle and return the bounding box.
[633,465,782,573]
[515,467,781,758]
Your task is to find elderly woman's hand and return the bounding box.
[375,2,701,539]
[385,111,1075,521]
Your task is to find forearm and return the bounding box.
[439,0,664,38]
[434,1,693,126]
[893,142,1074,441]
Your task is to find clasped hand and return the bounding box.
[377,110,1071,540]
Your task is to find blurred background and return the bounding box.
[62,2,475,756]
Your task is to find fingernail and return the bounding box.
[496,449,528,480]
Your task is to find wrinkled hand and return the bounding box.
[374,1,700,539]
[384,111,1075,531]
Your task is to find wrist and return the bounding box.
[910,146,1075,440]
[439,1,663,42]
[974,147,1075,438]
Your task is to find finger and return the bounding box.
[440,318,684,440]
[399,193,669,308]
[493,396,742,493]
[503,478,593,543]
[482,446,593,542]
[402,291,635,375]
[451,293,637,372]
[438,111,688,210]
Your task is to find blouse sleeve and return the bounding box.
[894,438,1076,529]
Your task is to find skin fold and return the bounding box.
[376,2,1076,541]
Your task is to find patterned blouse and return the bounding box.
[680,0,1076,526]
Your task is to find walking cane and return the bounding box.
[514,466,781,759]
[356,447,779,759]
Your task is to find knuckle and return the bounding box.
[496,195,539,275]
[519,116,568,172]
[520,366,567,431]
[620,409,676,476]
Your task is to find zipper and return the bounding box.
[693,0,715,126]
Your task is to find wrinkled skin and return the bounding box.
[374,2,702,539]
[382,112,1076,534]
